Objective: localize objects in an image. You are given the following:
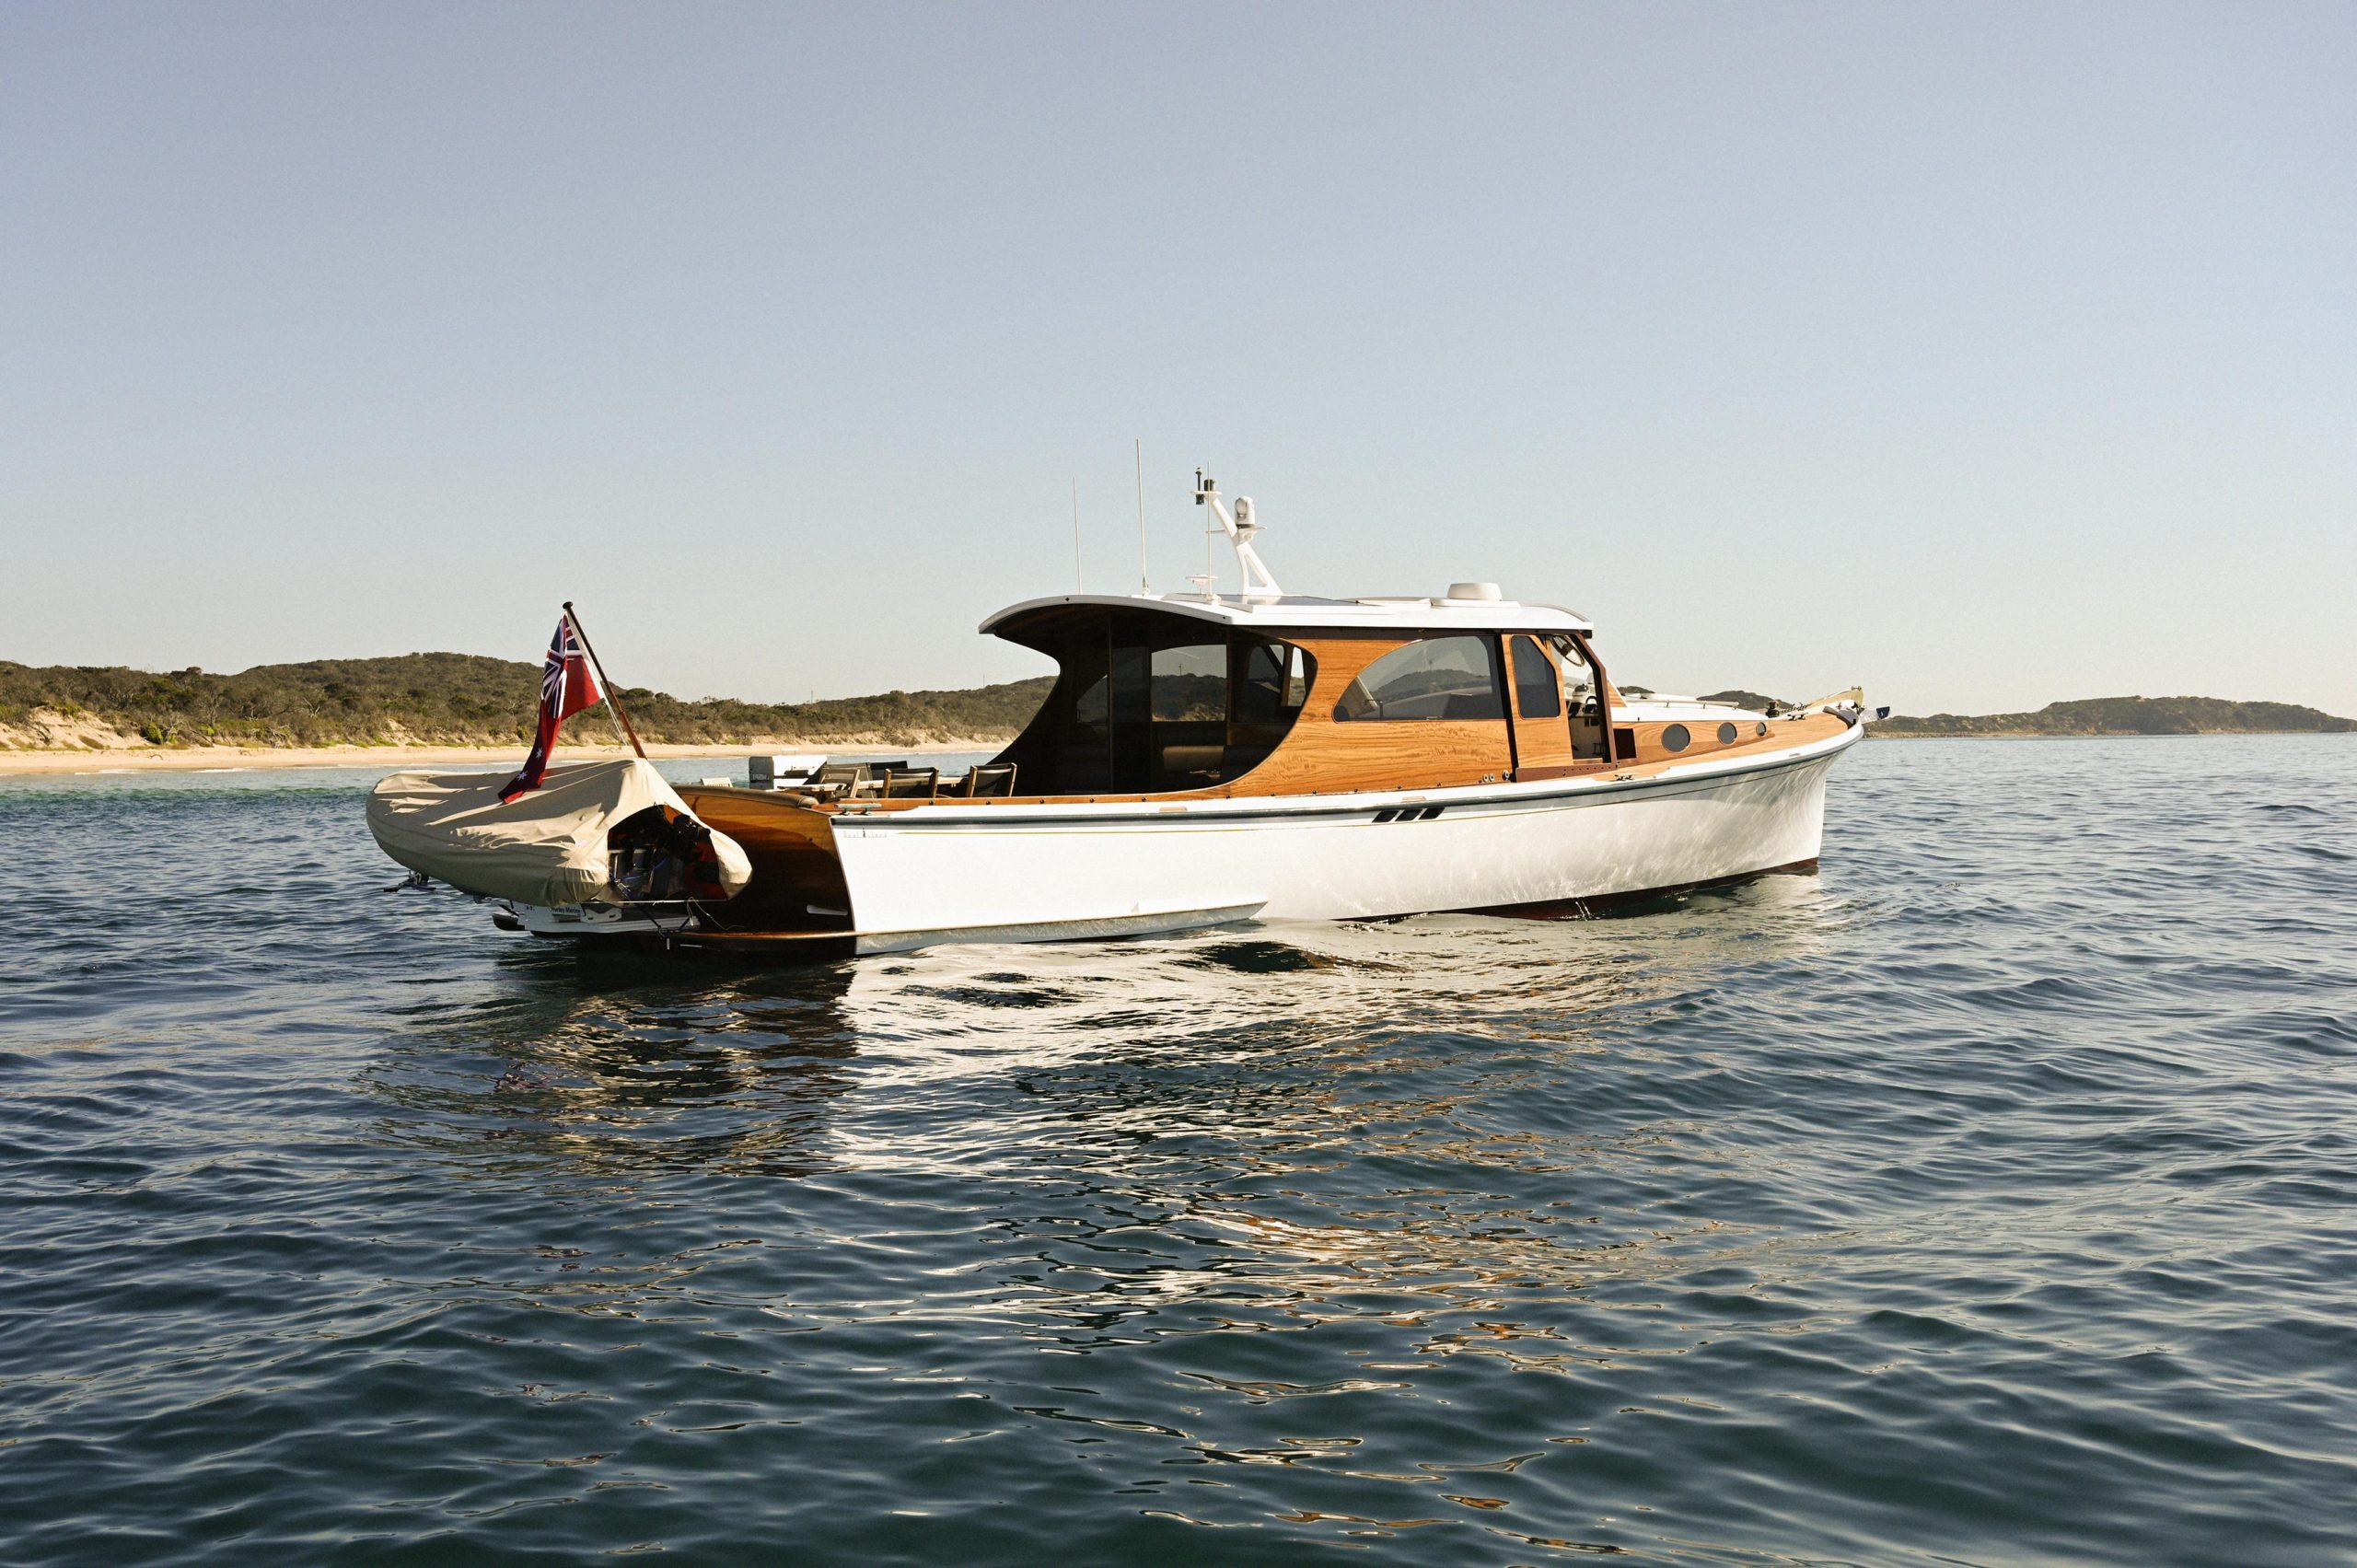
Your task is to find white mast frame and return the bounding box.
[1191,468,1283,602]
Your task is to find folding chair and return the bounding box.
[959,763,1017,797]
[810,761,864,797]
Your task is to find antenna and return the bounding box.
[1134,438,1147,593]
[1072,478,1083,592]
[1204,469,1216,599]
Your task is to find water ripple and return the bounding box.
[2,738,2354,1564]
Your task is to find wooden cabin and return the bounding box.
[967,590,1784,800]
[677,588,1829,936]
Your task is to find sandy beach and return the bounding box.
[0,738,1009,777]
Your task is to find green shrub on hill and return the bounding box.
[1697,689,1784,711]
[0,654,1057,749]
[6,658,2349,750]
[1877,696,2356,737]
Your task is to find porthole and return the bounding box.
[1717,722,1738,744]
[1756,721,1769,737]
[1662,723,1691,753]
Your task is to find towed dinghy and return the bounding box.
[368,758,751,937]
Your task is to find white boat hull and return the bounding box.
[822,719,1861,951]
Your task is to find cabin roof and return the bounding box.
[981,591,1596,638]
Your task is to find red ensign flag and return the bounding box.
[500,615,605,801]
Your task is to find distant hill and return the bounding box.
[0,653,1055,749]
[1876,696,2356,738]
[6,657,2351,752]
[1697,689,1783,712]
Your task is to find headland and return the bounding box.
[4,656,2349,773]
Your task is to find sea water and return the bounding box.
[1,738,2351,1565]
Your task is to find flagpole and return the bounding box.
[561,601,648,760]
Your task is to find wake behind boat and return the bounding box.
[368,474,1868,956]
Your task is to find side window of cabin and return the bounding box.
[1150,643,1227,720]
[1549,634,1599,703]
[1008,621,1317,794]
[1549,634,1607,760]
[1235,640,1312,726]
[1333,635,1504,722]
[1508,635,1561,720]
[1074,631,1318,791]
[1236,641,1284,726]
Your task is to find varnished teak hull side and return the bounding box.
[681,788,852,927]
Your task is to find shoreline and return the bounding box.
[6,728,2345,775]
[1868,729,2355,740]
[0,738,1011,777]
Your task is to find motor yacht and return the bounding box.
[367,473,1866,955]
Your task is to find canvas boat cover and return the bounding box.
[366,759,752,908]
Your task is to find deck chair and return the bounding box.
[882,767,939,799]
[959,763,1017,797]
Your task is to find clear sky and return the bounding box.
[4,2,2351,715]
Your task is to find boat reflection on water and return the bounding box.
[363,950,869,1180]
[805,870,1845,1354]
[364,868,1845,1360]
[830,862,1838,1086]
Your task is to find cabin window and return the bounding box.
[1508,635,1561,720]
[1151,643,1228,720]
[1662,723,1691,753]
[997,612,1316,794]
[1236,641,1311,726]
[1549,634,1608,761]
[1333,635,1504,722]
[1549,637,1597,704]
[1074,673,1108,725]
[1076,644,1260,726]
